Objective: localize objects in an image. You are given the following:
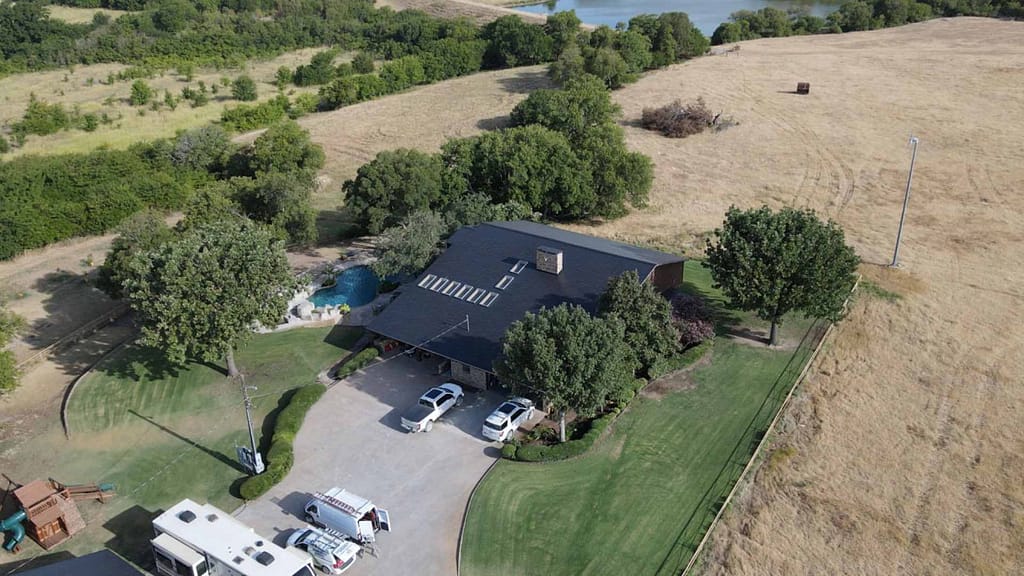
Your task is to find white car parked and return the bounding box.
[287,525,361,574]
[482,397,535,441]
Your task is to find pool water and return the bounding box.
[310,266,380,308]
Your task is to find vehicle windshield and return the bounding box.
[484,420,504,430]
[292,567,316,576]
[419,398,434,408]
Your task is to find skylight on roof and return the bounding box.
[442,281,461,295]
[480,292,499,307]
[454,285,473,299]
[430,277,448,291]
[467,288,486,304]
[496,275,514,290]
[418,274,437,289]
[510,260,528,274]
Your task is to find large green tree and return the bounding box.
[442,125,591,220]
[242,120,325,177]
[97,211,176,300]
[122,219,292,377]
[233,173,318,247]
[705,206,859,345]
[509,74,621,144]
[371,210,448,278]
[342,149,444,235]
[496,304,634,442]
[598,270,678,374]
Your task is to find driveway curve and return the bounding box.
[236,354,502,575]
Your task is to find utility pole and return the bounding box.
[891,135,920,267]
[239,378,265,475]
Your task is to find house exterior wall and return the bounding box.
[649,261,685,292]
[450,360,489,390]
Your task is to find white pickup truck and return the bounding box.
[401,383,464,432]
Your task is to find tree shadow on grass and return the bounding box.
[477,115,510,131]
[674,279,743,336]
[104,504,159,569]
[497,69,553,94]
[96,344,183,381]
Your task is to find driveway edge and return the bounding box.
[456,455,501,576]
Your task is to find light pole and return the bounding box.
[239,378,265,475]
[891,136,919,267]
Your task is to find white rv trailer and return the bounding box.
[152,499,315,576]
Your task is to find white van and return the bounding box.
[304,488,391,544]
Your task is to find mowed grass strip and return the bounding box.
[55,326,360,561]
[461,263,821,576]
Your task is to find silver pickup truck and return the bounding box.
[401,383,464,432]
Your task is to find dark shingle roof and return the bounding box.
[367,221,684,372]
[17,550,143,576]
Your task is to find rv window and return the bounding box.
[195,561,208,575]
[153,549,175,570]
[175,561,194,576]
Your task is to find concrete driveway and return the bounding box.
[235,354,503,575]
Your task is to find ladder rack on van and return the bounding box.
[307,527,348,551]
[314,491,361,517]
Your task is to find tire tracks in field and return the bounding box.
[731,69,855,217]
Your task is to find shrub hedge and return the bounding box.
[648,339,712,380]
[239,383,325,500]
[333,347,379,380]
[508,407,621,462]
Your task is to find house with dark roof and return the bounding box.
[367,221,685,389]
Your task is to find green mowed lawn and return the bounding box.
[461,262,822,576]
[48,325,360,563]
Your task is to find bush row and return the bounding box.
[648,340,713,381]
[333,347,380,381]
[239,384,326,500]
[0,143,210,260]
[502,375,646,463]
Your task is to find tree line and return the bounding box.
[712,0,1024,44]
[337,74,653,277]
[0,120,324,260]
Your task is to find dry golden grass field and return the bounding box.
[45,4,131,24]
[0,49,328,157]
[282,16,1024,573]
[581,18,1022,575]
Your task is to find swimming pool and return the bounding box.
[310,265,380,308]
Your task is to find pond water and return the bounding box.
[516,0,841,35]
[310,265,380,308]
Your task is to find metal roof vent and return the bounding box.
[536,246,563,275]
[177,510,196,523]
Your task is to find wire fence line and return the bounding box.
[674,278,862,576]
